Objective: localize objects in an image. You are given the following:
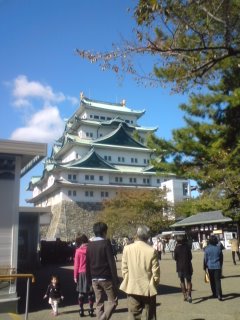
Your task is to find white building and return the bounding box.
[27,94,190,219]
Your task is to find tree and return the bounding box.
[76,0,240,218]
[174,190,227,218]
[76,0,240,92]
[98,189,172,237]
[150,66,240,215]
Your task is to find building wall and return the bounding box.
[0,157,20,270]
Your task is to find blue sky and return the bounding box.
[0,0,190,205]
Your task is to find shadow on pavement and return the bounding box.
[17,263,77,314]
[158,284,181,295]
[17,263,127,314]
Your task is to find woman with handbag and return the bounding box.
[203,235,223,301]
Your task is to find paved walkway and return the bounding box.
[2,250,240,320]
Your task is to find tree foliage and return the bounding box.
[76,0,240,92]
[76,0,240,218]
[98,189,172,237]
[174,190,227,218]
[151,66,240,214]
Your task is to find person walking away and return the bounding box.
[153,237,163,260]
[86,222,119,320]
[230,233,240,265]
[204,235,223,301]
[174,236,193,303]
[168,236,176,259]
[217,237,224,278]
[43,275,64,316]
[120,225,160,320]
[111,238,118,261]
[74,234,95,317]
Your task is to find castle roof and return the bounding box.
[60,148,117,170]
[94,124,147,148]
[81,96,145,117]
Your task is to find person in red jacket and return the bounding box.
[74,234,94,317]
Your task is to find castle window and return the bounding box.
[85,175,89,180]
[129,177,136,183]
[73,190,77,196]
[85,191,93,197]
[94,115,99,119]
[68,190,72,196]
[100,116,105,120]
[90,115,93,118]
[73,174,77,181]
[101,191,109,197]
[157,178,161,184]
[104,155,111,161]
[90,175,94,180]
[99,176,103,181]
[86,132,93,138]
[68,174,72,180]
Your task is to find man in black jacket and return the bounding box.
[87,222,119,320]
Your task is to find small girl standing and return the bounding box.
[43,275,64,316]
[74,234,94,317]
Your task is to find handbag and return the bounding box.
[204,271,210,283]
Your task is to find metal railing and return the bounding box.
[0,273,35,320]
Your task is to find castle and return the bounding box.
[27,93,190,239]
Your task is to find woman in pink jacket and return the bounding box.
[74,234,94,317]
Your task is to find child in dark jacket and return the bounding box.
[43,275,64,316]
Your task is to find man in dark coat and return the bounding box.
[174,236,193,303]
[87,222,119,320]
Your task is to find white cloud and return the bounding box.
[12,75,78,108]
[13,98,32,108]
[9,75,79,143]
[13,75,65,105]
[10,106,65,143]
